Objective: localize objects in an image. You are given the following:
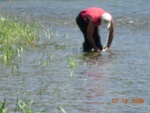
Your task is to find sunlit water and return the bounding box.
[0,0,150,113]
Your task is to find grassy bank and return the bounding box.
[0,16,39,62]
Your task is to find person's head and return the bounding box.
[101,13,112,29]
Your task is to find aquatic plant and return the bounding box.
[38,52,52,67]
[67,55,79,78]
[56,83,67,113]
[18,99,33,113]
[0,16,39,62]
[44,29,52,39]
[17,97,45,113]
[57,106,66,113]
[63,33,69,38]
[0,93,46,113]
[42,28,59,40]
[0,98,7,113]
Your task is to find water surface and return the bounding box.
[0,0,150,113]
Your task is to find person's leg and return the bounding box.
[93,27,103,50]
[76,14,92,52]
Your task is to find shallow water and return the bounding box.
[0,0,150,113]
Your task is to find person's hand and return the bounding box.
[94,48,101,53]
[103,47,109,51]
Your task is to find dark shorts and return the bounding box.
[76,13,103,52]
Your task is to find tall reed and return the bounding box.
[0,16,39,62]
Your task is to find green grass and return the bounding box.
[0,16,39,62]
[0,98,7,113]
[67,55,79,78]
[0,93,46,113]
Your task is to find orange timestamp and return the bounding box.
[112,98,144,104]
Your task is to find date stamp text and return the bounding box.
[112,98,144,104]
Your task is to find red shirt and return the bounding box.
[80,7,107,26]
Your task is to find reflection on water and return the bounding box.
[0,0,150,113]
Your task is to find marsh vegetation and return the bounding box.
[0,15,39,62]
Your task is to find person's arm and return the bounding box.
[87,16,100,52]
[104,19,114,51]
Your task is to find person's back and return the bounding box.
[80,7,107,26]
[76,7,114,52]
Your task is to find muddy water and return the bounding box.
[0,0,150,113]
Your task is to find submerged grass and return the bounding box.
[0,93,46,113]
[67,55,79,78]
[0,97,7,113]
[0,16,39,62]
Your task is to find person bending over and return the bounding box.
[76,7,114,52]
